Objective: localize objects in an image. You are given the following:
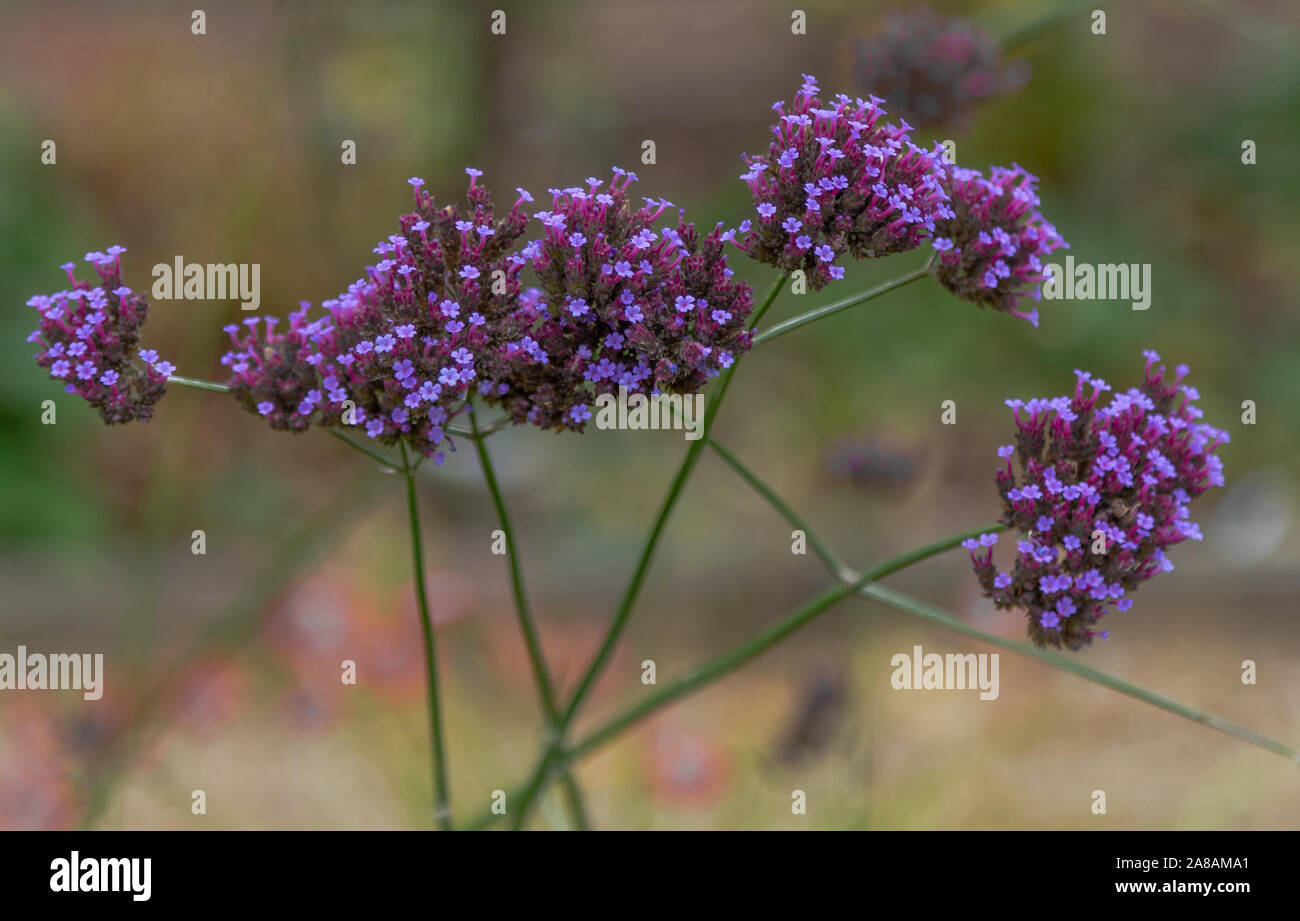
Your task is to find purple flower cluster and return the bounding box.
[481,170,754,431]
[222,170,531,460]
[852,5,1030,129]
[222,168,752,450]
[964,352,1229,650]
[27,248,172,424]
[930,163,1067,327]
[733,74,949,290]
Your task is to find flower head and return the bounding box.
[853,6,1030,129]
[27,250,169,424]
[966,353,1229,650]
[480,169,754,431]
[931,162,1067,326]
[733,75,949,290]
[223,174,531,456]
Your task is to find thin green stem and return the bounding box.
[167,374,230,393]
[166,374,405,469]
[327,428,400,469]
[994,0,1115,51]
[707,437,857,583]
[860,583,1299,762]
[166,373,511,444]
[753,258,933,348]
[469,413,558,714]
[449,413,511,440]
[468,410,591,830]
[400,441,453,829]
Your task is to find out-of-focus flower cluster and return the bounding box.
[222,170,531,460]
[852,5,1030,129]
[733,74,949,291]
[483,170,755,431]
[965,352,1229,650]
[824,433,923,492]
[931,163,1067,327]
[27,249,172,424]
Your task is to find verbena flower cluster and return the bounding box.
[852,5,1030,129]
[222,170,531,460]
[964,352,1229,650]
[485,169,755,431]
[26,248,172,424]
[220,169,754,448]
[733,74,950,291]
[930,163,1067,327]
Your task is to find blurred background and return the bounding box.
[1,0,1298,830]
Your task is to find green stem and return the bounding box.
[400,441,453,829]
[462,413,512,438]
[166,373,401,467]
[327,428,400,469]
[752,258,933,348]
[165,373,500,459]
[468,410,592,830]
[506,271,789,829]
[860,583,1299,762]
[167,374,230,393]
[993,0,1112,51]
[708,437,857,583]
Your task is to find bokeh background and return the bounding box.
[2,0,1298,830]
